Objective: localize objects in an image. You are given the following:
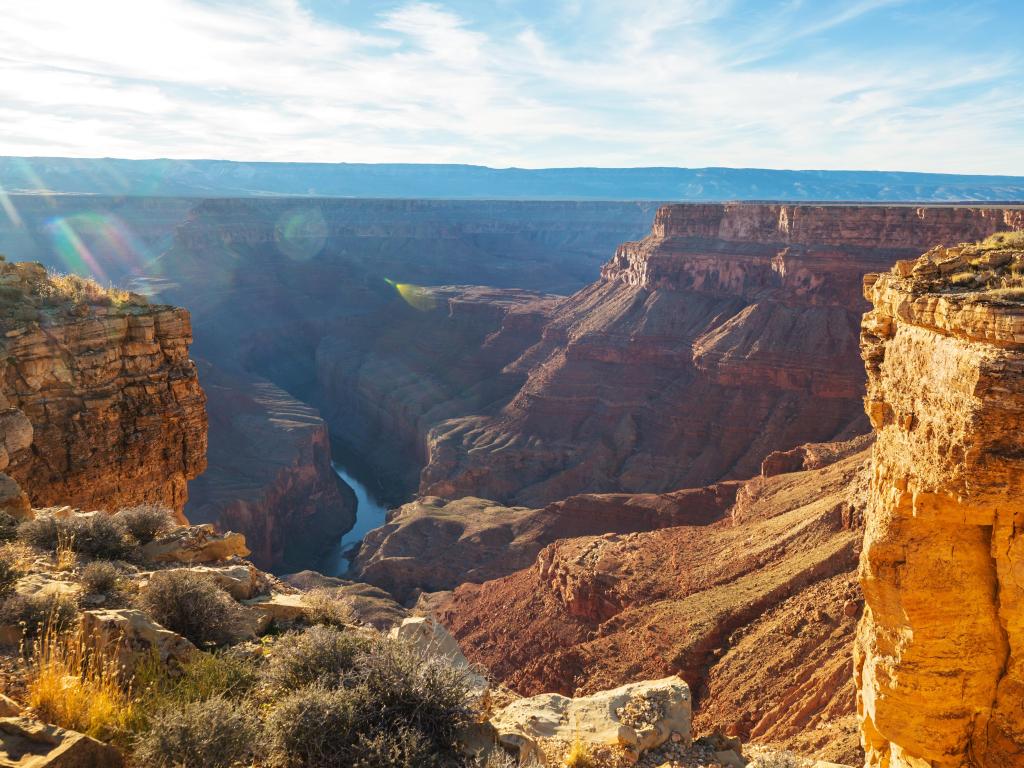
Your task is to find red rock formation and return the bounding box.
[422,204,1024,506]
[185,363,355,572]
[351,482,739,604]
[439,448,870,763]
[0,261,206,518]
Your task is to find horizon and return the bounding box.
[2,0,1022,175]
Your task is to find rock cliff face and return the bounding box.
[185,364,355,572]
[0,260,206,517]
[857,234,1024,767]
[422,204,1024,506]
[440,448,870,764]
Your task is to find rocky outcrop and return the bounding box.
[491,676,691,765]
[422,204,1023,506]
[0,260,206,518]
[857,235,1024,767]
[0,716,123,767]
[185,363,355,571]
[351,483,738,604]
[440,448,870,764]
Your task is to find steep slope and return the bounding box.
[438,448,870,763]
[0,259,206,517]
[857,235,1024,767]
[422,204,1024,506]
[185,363,355,572]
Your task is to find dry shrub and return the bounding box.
[19,514,134,561]
[0,592,78,642]
[115,505,175,545]
[564,736,598,768]
[25,622,134,740]
[81,561,120,594]
[137,569,239,647]
[37,272,135,308]
[0,511,18,542]
[132,696,260,768]
[0,555,19,598]
[304,587,357,628]
[263,625,369,692]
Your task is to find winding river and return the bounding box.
[326,461,390,575]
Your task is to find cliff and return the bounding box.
[422,204,1024,506]
[0,259,206,517]
[185,363,355,572]
[439,446,870,764]
[857,233,1024,767]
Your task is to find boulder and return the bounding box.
[79,608,195,675]
[241,592,307,624]
[390,616,488,695]
[490,675,691,765]
[0,694,20,717]
[0,716,123,767]
[14,574,81,599]
[143,564,265,601]
[141,524,249,564]
[0,473,31,519]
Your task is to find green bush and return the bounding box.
[115,505,175,545]
[80,561,120,594]
[349,727,444,768]
[263,625,369,691]
[137,570,239,647]
[132,696,260,768]
[265,685,360,767]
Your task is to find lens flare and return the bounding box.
[385,278,437,311]
[44,212,152,282]
[274,208,327,261]
[0,181,22,228]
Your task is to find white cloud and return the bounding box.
[0,0,1019,173]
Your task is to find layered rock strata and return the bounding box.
[440,448,870,764]
[185,363,355,572]
[857,235,1024,767]
[422,204,1023,506]
[352,482,739,603]
[0,260,206,517]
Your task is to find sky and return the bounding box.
[1,0,1022,174]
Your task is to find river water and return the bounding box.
[325,461,391,575]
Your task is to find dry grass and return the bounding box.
[55,527,77,571]
[24,622,135,741]
[304,587,357,628]
[0,541,36,574]
[563,734,598,768]
[41,272,135,307]
[981,230,1024,249]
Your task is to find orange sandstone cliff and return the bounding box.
[858,234,1024,767]
[0,259,207,518]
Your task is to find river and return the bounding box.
[325,461,390,575]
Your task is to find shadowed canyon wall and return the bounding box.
[858,239,1024,767]
[421,204,1024,506]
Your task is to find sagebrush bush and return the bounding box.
[0,592,78,641]
[18,514,134,560]
[355,636,474,750]
[132,696,259,768]
[304,587,356,628]
[137,570,239,647]
[0,511,18,543]
[263,625,369,691]
[71,515,134,560]
[18,515,60,549]
[0,556,19,598]
[115,505,174,544]
[265,685,360,768]
[81,561,120,594]
[265,635,475,767]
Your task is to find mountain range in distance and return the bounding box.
[2,156,1024,201]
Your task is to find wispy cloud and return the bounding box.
[0,0,1020,173]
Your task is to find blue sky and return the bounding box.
[1,0,1022,173]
